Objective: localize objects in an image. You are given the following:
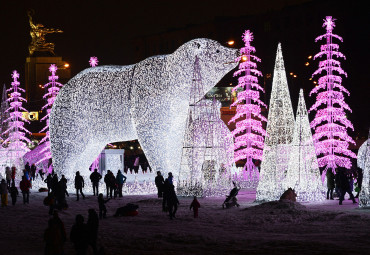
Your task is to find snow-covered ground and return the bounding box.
[1,188,369,255]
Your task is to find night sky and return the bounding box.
[0,0,369,137]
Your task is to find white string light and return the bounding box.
[256,43,295,202]
[283,89,325,202]
[358,131,370,208]
[50,38,238,184]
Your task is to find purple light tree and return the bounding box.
[309,16,356,175]
[228,30,267,178]
[2,71,31,167]
[37,64,64,171]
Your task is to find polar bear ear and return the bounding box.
[192,41,202,54]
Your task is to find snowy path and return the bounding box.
[1,189,369,255]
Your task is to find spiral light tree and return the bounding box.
[229,30,267,179]
[37,64,64,171]
[309,16,356,177]
[2,71,31,169]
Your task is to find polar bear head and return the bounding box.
[169,38,238,102]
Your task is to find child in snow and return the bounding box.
[190,196,200,218]
[9,182,19,205]
[98,193,110,219]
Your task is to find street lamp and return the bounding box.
[227,40,235,46]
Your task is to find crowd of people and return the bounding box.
[2,161,366,254]
[154,171,200,219]
[44,209,101,255]
[326,166,363,205]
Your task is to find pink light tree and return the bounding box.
[37,64,64,172]
[228,30,267,178]
[2,71,31,167]
[309,16,356,176]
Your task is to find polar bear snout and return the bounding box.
[223,48,239,64]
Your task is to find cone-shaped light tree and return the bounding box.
[283,89,324,201]
[2,71,31,167]
[37,64,64,170]
[256,43,295,202]
[229,30,267,178]
[309,16,356,176]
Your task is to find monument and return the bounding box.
[25,10,71,133]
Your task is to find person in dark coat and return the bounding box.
[20,175,31,204]
[25,162,31,175]
[75,171,85,201]
[167,184,179,219]
[108,171,116,199]
[90,169,102,196]
[60,175,69,197]
[9,182,19,205]
[98,193,110,219]
[0,179,8,207]
[87,209,99,255]
[326,170,335,200]
[44,218,64,255]
[70,214,89,255]
[55,180,68,209]
[115,170,127,197]
[338,168,356,205]
[104,170,111,198]
[51,174,59,194]
[155,171,164,198]
[11,166,16,184]
[30,164,37,181]
[5,166,11,188]
[51,210,67,244]
[162,179,170,212]
[45,174,53,195]
[167,172,174,185]
[190,196,200,218]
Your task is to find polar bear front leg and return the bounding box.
[135,122,170,175]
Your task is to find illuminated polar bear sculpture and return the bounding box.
[50,38,238,178]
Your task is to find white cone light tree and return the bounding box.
[256,43,295,202]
